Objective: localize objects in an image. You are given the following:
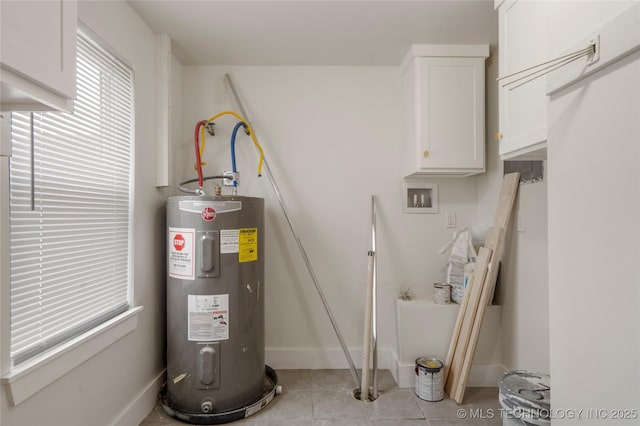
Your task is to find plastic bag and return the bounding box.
[440,228,477,304]
[439,228,477,264]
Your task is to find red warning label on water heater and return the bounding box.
[173,234,185,251]
[201,207,216,221]
[169,227,195,280]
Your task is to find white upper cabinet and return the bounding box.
[497,0,548,160]
[401,45,489,178]
[0,0,77,112]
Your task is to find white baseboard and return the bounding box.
[266,347,394,371]
[111,369,165,426]
[393,352,506,389]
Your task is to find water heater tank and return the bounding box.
[165,195,265,418]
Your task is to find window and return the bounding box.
[8,28,134,368]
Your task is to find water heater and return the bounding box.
[164,195,274,423]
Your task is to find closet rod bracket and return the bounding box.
[587,34,600,65]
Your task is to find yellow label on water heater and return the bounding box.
[238,228,258,263]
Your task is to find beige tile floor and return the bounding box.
[141,370,502,426]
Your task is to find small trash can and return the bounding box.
[498,370,550,426]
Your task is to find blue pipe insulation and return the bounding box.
[230,122,247,186]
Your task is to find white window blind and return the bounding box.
[9,29,134,367]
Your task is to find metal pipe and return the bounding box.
[360,251,374,400]
[224,74,361,388]
[371,195,379,399]
[177,175,226,195]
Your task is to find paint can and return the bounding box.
[415,357,444,401]
[433,283,451,305]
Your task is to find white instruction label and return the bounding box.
[187,294,229,341]
[220,229,239,254]
[169,227,195,280]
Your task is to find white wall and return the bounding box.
[548,54,640,423]
[178,66,480,369]
[546,2,640,422]
[0,2,167,425]
[500,179,549,372]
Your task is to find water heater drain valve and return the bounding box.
[201,400,214,413]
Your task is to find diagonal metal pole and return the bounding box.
[225,74,361,388]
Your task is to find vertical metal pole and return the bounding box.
[360,251,374,400]
[225,74,361,389]
[371,195,379,398]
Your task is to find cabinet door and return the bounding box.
[1,0,76,107]
[416,57,485,171]
[498,0,548,159]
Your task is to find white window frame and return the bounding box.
[0,24,142,407]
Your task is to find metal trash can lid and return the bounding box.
[499,370,550,410]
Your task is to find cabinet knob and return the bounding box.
[495,132,503,140]
[423,150,430,158]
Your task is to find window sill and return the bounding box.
[1,306,143,406]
